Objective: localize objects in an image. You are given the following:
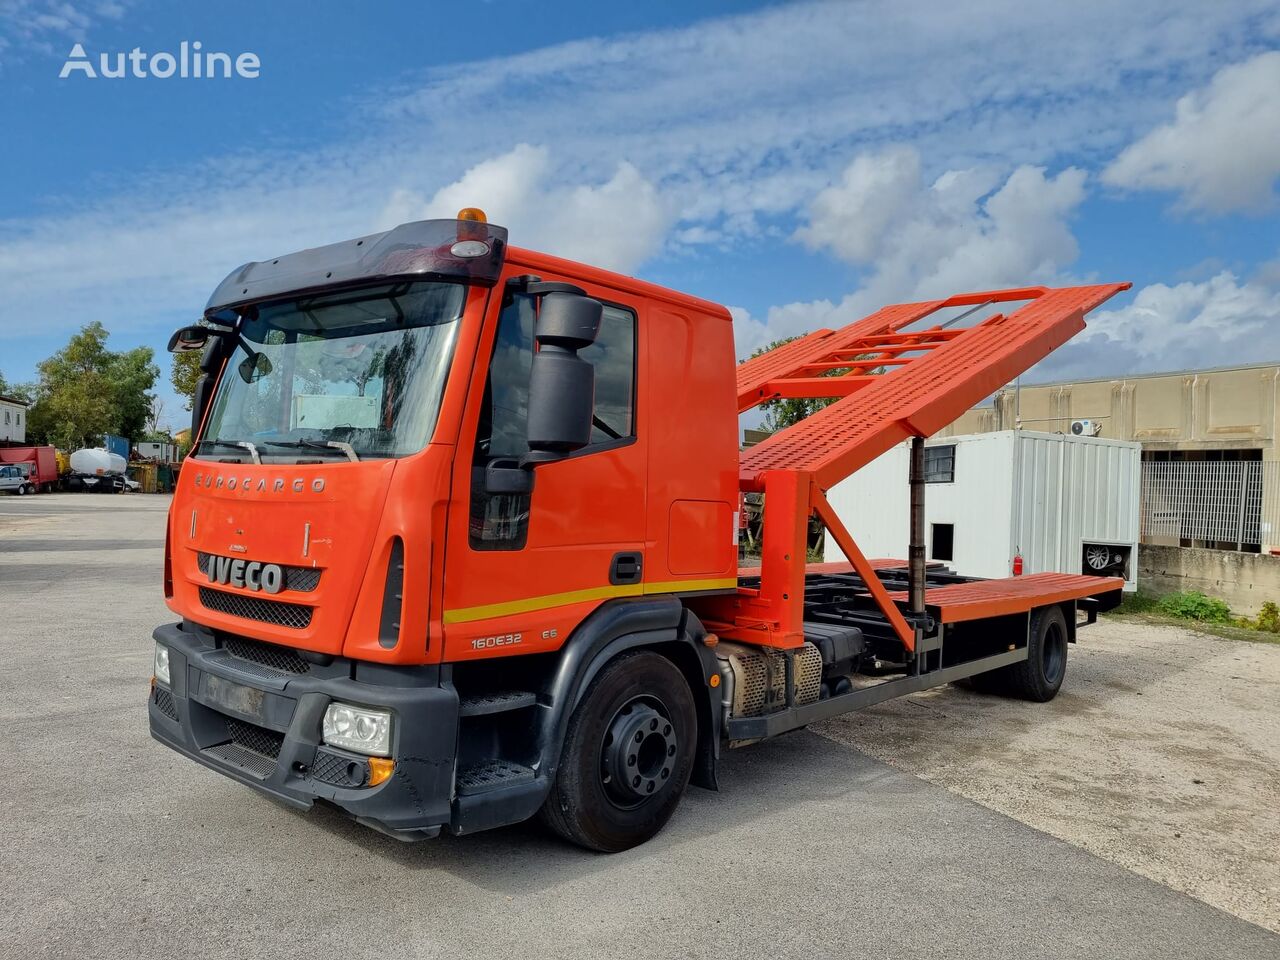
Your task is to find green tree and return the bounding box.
[26,322,160,449]
[171,349,202,410]
[0,370,34,403]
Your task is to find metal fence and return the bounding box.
[1141,460,1280,550]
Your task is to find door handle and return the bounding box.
[610,551,643,586]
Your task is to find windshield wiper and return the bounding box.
[259,439,360,462]
[200,440,261,464]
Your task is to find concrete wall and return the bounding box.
[1139,543,1280,614]
[939,362,1280,457]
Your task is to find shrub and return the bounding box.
[1156,591,1232,623]
[1256,601,1280,632]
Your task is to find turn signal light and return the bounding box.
[367,757,394,787]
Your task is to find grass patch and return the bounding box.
[1109,590,1280,645]
[1115,590,1161,615]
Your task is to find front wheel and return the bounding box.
[16,483,29,496]
[540,651,697,852]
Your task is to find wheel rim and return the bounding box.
[1085,545,1110,570]
[600,695,677,809]
[1042,620,1067,685]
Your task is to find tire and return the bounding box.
[540,651,697,852]
[1000,604,1069,702]
[964,605,1069,701]
[16,484,28,496]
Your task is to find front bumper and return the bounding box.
[148,621,459,840]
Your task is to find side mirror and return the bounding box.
[167,324,210,353]
[237,351,273,383]
[483,291,603,494]
[523,292,603,465]
[187,323,241,440]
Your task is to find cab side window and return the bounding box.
[469,293,638,549]
[580,305,636,444]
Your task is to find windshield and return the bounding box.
[197,280,467,462]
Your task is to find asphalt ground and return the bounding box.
[1,493,1277,959]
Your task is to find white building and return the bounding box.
[0,396,27,443]
[824,430,1142,590]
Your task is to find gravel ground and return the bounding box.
[817,618,1280,933]
[1,493,1278,959]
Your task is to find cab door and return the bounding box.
[439,277,647,662]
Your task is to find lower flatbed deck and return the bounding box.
[738,560,1122,627]
[883,572,1124,623]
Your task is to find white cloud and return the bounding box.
[412,144,672,273]
[1046,272,1280,379]
[1103,51,1280,214]
[732,148,1088,359]
[0,1,128,63]
[797,148,1085,300]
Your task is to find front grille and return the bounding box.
[223,635,310,674]
[201,717,284,780]
[199,587,313,629]
[227,717,284,759]
[152,686,178,721]
[196,552,322,593]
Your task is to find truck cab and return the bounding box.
[150,214,740,848]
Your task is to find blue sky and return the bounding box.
[1,0,1278,430]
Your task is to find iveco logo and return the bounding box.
[207,554,285,594]
[193,472,325,494]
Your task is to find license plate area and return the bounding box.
[202,673,270,726]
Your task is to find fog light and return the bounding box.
[154,643,171,686]
[323,702,392,757]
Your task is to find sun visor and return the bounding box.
[205,218,508,315]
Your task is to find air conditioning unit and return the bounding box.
[1070,419,1102,437]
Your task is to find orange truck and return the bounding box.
[149,211,1128,851]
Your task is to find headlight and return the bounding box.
[154,643,171,685]
[322,702,392,757]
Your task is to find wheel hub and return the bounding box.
[600,698,677,807]
[1085,545,1112,571]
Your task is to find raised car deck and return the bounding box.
[697,282,1132,652]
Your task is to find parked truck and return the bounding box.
[148,211,1129,851]
[67,447,127,492]
[0,445,58,493]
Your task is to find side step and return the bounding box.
[456,759,535,796]
[458,691,537,717]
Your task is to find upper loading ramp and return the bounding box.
[736,283,1131,490]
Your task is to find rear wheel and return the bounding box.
[540,651,696,852]
[978,604,1068,701]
